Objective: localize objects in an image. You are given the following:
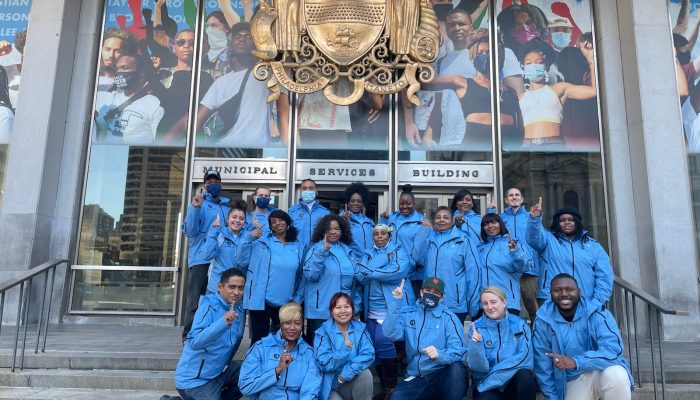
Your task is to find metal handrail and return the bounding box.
[0,259,70,372]
[611,275,688,400]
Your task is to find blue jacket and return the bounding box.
[355,243,416,320]
[237,233,305,310]
[533,299,633,400]
[526,215,613,309]
[175,293,244,389]
[182,194,231,267]
[289,201,330,247]
[413,226,482,316]
[382,296,467,377]
[379,210,424,280]
[454,209,483,243]
[303,241,360,319]
[239,331,322,400]
[466,313,533,392]
[314,319,375,400]
[345,212,375,260]
[477,235,532,311]
[201,226,253,294]
[245,209,275,236]
[501,206,539,276]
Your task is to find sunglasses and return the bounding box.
[175,39,195,47]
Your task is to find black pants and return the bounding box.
[249,304,281,345]
[304,318,325,346]
[182,264,209,341]
[474,369,536,400]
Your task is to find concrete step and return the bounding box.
[0,368,175,391]
[0,387,179,400]
[0,350,179,371]
[633,384,700,400]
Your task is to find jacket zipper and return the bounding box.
[416,308,427,376]
[496,322,502,363]
[316,289,320,309]
[196,359,205,379]
[569,240,575,275]
[509,280,515,299]
[542,270,547,289]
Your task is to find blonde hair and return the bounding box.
[279,302,303,323]
[481,286,507,304]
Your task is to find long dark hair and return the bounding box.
[450,189,479,214]
[480,213,509,242]
[548,209,590,244]
[311,214,353,245]
[269,209,299,242]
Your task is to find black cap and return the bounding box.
[204,170,221,182]
[552,208,581,220]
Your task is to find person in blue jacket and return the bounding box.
[451,189,483,243]
[467,286,536,400]
[476,213,532,317]
[379,184,424,297]
[533,274,632,400]
[355,224,415,398]
[244,186,275,236]
[289,179,330,247]
[526,197,613,310]
[303,214,358,345]
[341,182,375,259]
[314,292,375,400]
[237,209,305,345]
[239,302,322,400]
[382,277,468,400]
[201,200,251,294]
[174,268,246,400]
[181,170,232,341]
[413,206,482,322]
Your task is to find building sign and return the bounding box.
[296,161,388,183]
[192,159,287,183]
[398,162,494,185]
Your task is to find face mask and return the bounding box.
[113,72,135,89]
[523,63,547,83]
[420,292,441,309]
[511,25,538,46]
[434,3,452,21]
[473,52,490,77]
[206,183,222,198]
[550,31,571,49]
[255,197,271,209]
[301,190,316,203]
[678,50,691,66]
[206,27,228,62]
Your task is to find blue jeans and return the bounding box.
[366,318,397,359]
[391,362,468,400]
[177,358,242,400]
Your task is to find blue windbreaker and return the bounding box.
[288,201,330,247]
[382,296,467,377]
[244,209,275,236]
[355,243,416,320]
[345,212,374,260]
[454,209,483,243]
[303,241,360,319]
[236,233,305,310]
[533,299,633,400]
[413,226,482,316]
[526,215,613,309]
[314,319,375,400]
[466,313,533,392]
[379,210,424,280]
[239,331,322,400]
[175,293,244,389]
[201,226,253,294]
[501,206,539,276]
[181,194,231,267]
[477,235,532,311]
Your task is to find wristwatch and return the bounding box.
[337,376,344,384]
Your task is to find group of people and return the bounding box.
[166,170,632,400]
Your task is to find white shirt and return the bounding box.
[0,106,13,144]
[94,90,164,145]
[3,64,20,108]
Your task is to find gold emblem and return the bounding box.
[250,0,439,105]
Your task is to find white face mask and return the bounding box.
[206,27,228,62]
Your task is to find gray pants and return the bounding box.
[329,369,374,400]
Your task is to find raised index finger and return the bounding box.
[537,196,543,207]
[399,279,405,290]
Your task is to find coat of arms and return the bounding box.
[250,0,440,105]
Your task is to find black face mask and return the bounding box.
[434,3,453,21]
[678,50,691,66]
[420,292,441,309]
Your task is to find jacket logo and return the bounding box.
[409,319,416,326]
[485,340,493,347]
[274,353,280,359]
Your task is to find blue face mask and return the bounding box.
[301,190,316,203]
[551,31,571,49]
[523,63,547,83]
[255,196,271,209]
[206,183,222,198]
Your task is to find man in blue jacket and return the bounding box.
[174,268,246,400]
[533,273,632,400]
[288,179,330,247]
[181,170,231,341]
[382,277,468,400]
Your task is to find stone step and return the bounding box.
[0,387,179,400]
[0,368,175,392]
[0,351,179,371]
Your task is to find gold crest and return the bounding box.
[251,0,440,105]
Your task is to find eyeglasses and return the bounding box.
[175,39,195,47]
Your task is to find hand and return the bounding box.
[380,206,390,219]
[405,121,422,147]
[579,39,594,64]
[392,279,405,299]
[530,197,543,217]
[343,204,351,221]
[546,353,576,369]
[507,233,516,250]
[421,216,432,228]
[156,0,167,9]
[223,302,238,325]
[343,331,353,349]
[323,233,330,251]
[275,350,295,377]
[465,28,489,49]
[471,324,482,343]
[488,199,497,210]
[251,218,265,238]
[454,215,464,227]
[422,345,439,361]
[192,190,204,208]
[212,214,221,228]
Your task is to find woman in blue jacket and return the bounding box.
[451,189,483,243]
[355,224,415,398]
[237,210,305,345]
[477,213,533,317]
[314,292,374,400]
[413,206,482,322]
[342,182,375,260]
[467,286,536,400]
[379,184,424,297]
[303,214,358,344]
[239,302,322,400]
[526,197,613,310]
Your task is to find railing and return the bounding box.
[0,259,70,372]
[610,275,689,400]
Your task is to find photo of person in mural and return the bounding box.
[671,0,700,153]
